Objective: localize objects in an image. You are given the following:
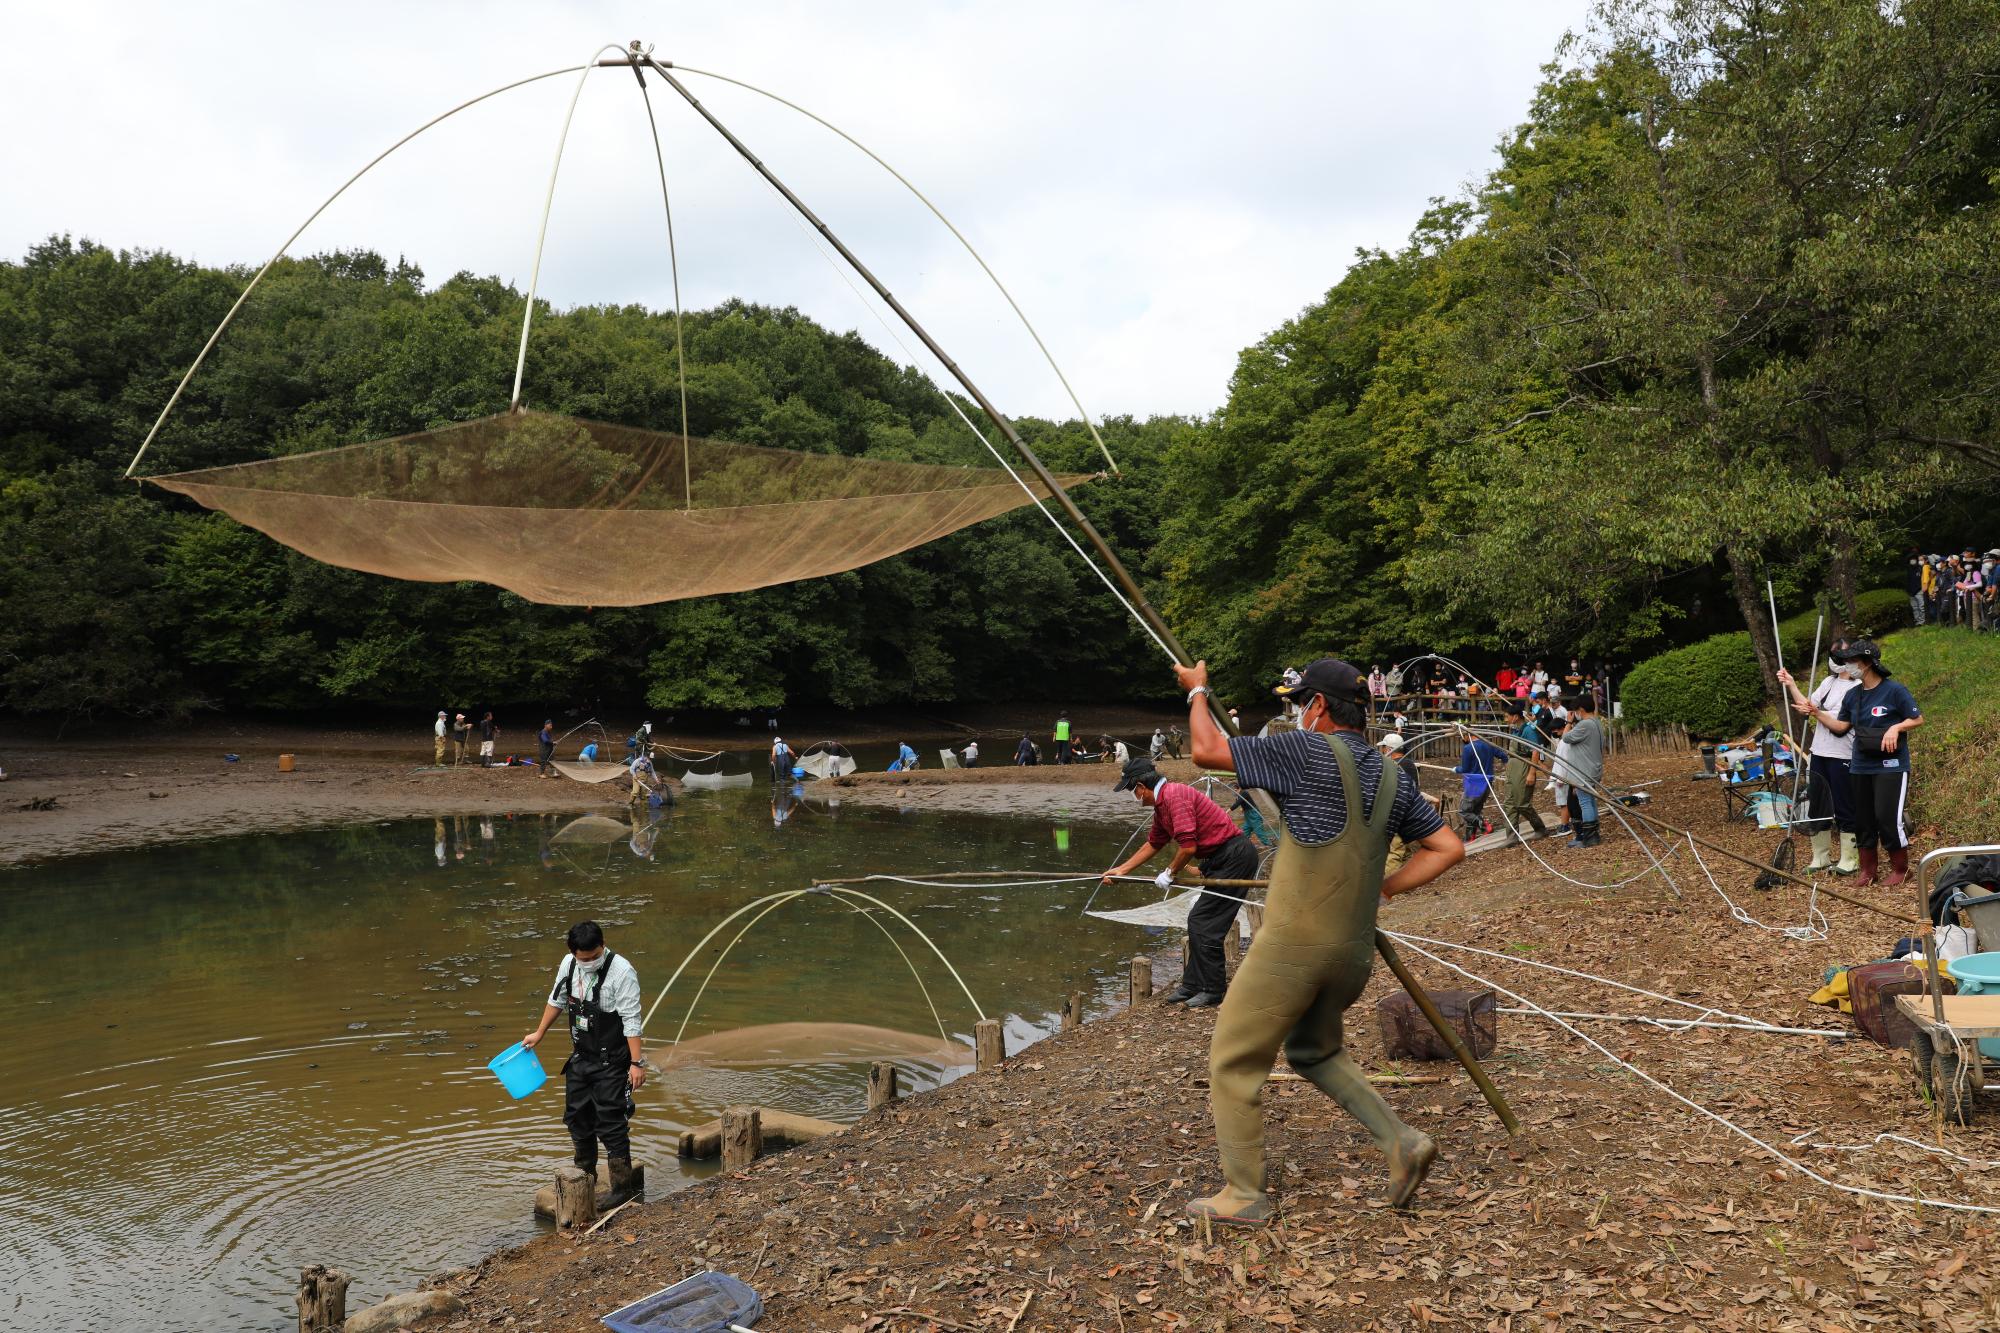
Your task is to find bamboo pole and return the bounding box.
[1374,932,1522,1134]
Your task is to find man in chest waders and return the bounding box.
[521,921,647,1203]
[1178,657,1465,1226]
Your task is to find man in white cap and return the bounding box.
[433,710,448,765]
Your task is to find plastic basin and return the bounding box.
[1944,954,2000,1059]
[487,1041,547,1099]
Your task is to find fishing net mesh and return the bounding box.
[1375,988,1498,1061]
[147,411,1089,606]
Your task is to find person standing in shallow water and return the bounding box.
[1177,656,1465,1226]
[522,921,646,1204]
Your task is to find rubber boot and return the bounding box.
[1834,832,1859,875]
[1856,846,1879,886]
[1298,1053,1438,1210]
[1580,820,1602,849]
[607,1155,641,1206]
[1885,847,1911,889]
[1806,831,1833,872]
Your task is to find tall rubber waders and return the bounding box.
[639,50,1518,1135]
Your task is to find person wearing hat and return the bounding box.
[537,719,557,778]
[1495,698,1552,844]
[1175,656,1464,1225]
[1806,639,1923,886]
[1375,732,1428,875]
[1098,757,1262,1007]
[451,711,470,765]
[433,710,448,766]
[1776,639,1861,873]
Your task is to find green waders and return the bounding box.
[1193,734,1437,1225]
[1500,751,1547,841]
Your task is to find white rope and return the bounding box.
[1790,1128,2000,1170]
[123,63,588,477]
[1688,824,1832,940]
[1496,1008,1853,1038]
[765,190,1176,662]
[1388,934,2000,1216]
[673,64,1120,476]
[510,44,630,409]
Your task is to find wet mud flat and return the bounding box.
[432,759,2000,1330]
[827,759,1206,824]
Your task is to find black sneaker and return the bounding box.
[1184,991,1225,1009]
[1162,984,1199,1004]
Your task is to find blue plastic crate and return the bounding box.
[601,1272,761,1333]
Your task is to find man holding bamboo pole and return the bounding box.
[1178,657,1465,1225]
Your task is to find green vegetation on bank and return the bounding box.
[5,0,1999,719]
[1621,589,1906,736]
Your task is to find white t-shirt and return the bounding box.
[1808,675,1858,761]
[1533,669,1550,687]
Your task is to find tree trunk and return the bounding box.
[296,1265,351,1333]
[1724,542,1786,716]
[553,1165,597,1229]
[1825,538,1861,638]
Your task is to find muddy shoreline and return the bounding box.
[0,707,1187,866]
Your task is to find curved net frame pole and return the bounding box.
[121,64,589,479]
[673,64,1119,477]
[644,56,1512,1116]
[510,44,631,410]
[624,49,695,506]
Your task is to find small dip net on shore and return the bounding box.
[145,410,1090,606]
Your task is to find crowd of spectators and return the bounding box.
[1908,547,1999,630]
[1364,657,1612,723]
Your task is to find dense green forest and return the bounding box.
[5,0,1999,719]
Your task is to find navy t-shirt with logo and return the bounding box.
[1838,680,1921,774]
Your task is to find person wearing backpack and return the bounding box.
[1809,640,1924,887]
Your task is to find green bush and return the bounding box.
[1620,633,1768,737]
[1621,588,1908,736]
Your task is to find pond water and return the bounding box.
[0,758,1164,1331]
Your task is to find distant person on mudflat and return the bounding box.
[452,712,470,765]
[478,712,498,767]
[538,720,556,778]
[1178,656,1462,1226]
[1097,757,1261,1010]
[1013,733,1036,766]
[1150,727,1167,760]
[1053,713,1073,765]
[433,710,448,765]
[521,920,645,1206]
[961,740,979,767]
[1811,639,1923,887]
[891,741,919,772]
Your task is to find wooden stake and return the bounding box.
[1244,902,1264,941]
[1129,955,1153,1004]
[296,1264,350,1333]
[554,1165,598,1229]
[722,1105,763,1170]
[868,1061,901,1109]
[1061,990,1085,1032]
[1222,920,1242,970]
[975,1018,1005,1071]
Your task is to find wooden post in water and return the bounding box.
[975,1018,1005,1071]
[722,1105,763,1169]
[867,1061,900,1109]
[297,1264,350,1333]
[1061,990,1085,1032]
[1129,955,1152,1004]
[553,1165,598,1229]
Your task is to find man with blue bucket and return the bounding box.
[521,921,646,1204]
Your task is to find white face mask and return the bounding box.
[575,952,606,973]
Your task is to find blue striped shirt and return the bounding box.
[1229,729,1443,848]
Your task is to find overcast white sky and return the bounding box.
[2,2,1590,420]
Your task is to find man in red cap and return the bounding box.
[1177,656,1465,1226]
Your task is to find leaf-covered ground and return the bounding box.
[421,756,2000,1330]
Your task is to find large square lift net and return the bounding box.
[147,410,1088,606]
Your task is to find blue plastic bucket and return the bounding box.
[486,1041,547,1099]
[1944,954,2000,1059]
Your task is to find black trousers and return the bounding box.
[1055,740,1072,765]
[563,1053,632,1168]
[1802,754,1854,833]
[1184,834,1260,996]
[1849,768,1911,852]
